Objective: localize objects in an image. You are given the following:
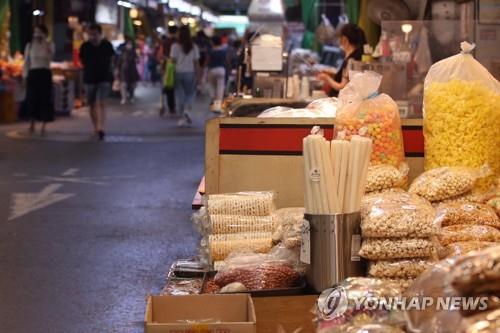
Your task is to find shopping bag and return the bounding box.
[423,41,500,188]
[163,60,175,89]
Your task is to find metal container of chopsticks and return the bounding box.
[305,213,365,292]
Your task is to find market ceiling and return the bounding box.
[200,0,251,14]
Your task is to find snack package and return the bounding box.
[316,277,405,331]
[408,166,489,202]
[365,163,409,193]
[209,232,273,261]
[361,192,437,238]
[272,207,305,249]
[438,224,500,246]
[213,246,303,291]
[368,259,432,279]
[423,42,500,190]
[449,245,500,296]
[435,202,500,228]
[335,71,404,167]
[445,241,495,258]
[205,191,276,216]
[210,214,278,234]
[359,238,436,260]
[434,191,484,206]
[462,309,500,333]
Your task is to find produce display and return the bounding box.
[335,71,405,167]
[365,163,409,193]
[408,166,485,202]
[423,42,500,190]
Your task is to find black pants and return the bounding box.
[26,68,54,122]
[163,87,176,114]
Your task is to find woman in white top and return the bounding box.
[23,25,55,135]
[170,25,200,126]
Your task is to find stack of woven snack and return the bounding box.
[204,191,278,268]
[359,191,438,292]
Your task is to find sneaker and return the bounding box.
[184,112,193,124]
[120,99,127,105]
[177,118,188,127]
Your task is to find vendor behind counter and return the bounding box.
[317,23,366,97]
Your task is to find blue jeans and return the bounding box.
[174,72,196,114]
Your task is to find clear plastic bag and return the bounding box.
[361,192,437,238]
[445,241,495,258]
[272,207,305,249]
[206,191,276,216]
[438,224,500,246]
[210,214,278,234]
[306,97,338,116]
[449,244,500,296]
[322,323,405,333]
[359,238,436,260]
[462,309,500,333]
[315,277,405,331]
[365,163,409,193]
[213,246,303,290]
[435,191,485,206]
[208,232,273,261]
[257,106,336,118]
[435,202,500,228]
[423,42,500,189]
[335,71,404,167]
[368,259,432,279]
[408,166,489,202]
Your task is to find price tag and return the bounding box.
[351,234,361,262]
[300,220,311,264]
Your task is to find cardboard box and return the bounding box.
[145,294,256,333]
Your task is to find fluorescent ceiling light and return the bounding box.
[218,15,249,24]
[33,9,44,16]
[117,1,133,8]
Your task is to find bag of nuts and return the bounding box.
[361,192,438,238]
[365,162,409,193]
[206,191,277,216]
[213,246,303,291]
[368,259,433,279]
[435,202,500,229]
[445,241,496,258]
[359,238,436,260]
[438,224,500,246]
[409,166,490,202]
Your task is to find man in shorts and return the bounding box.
[80,24,115,140]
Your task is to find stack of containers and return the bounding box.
[359,191,438,292]
[204,192,278,269]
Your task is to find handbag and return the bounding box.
[163,60,175,89]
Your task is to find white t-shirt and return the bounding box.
[170,43,199,73]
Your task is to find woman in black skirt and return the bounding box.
[23,25,55,135]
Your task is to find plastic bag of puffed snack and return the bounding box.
[462,309,500,333]
[335,71,404,167]
[445,241,496,258]
[359,238,436,260]
[361,191,437,238]
[368,259,432,279]
[315,277,405,332]
[205,191,276,216]
[272,208,305,249]
[438,224,500,246]
[409,166,490,202]
[210,214,278,234]
[435,202,500,228]
[365,162,409,193]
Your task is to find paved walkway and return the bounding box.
[0,86,210,333]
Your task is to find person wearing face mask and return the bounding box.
[79,24,115,141]
[117,36,140,104]
[317,23,366,96]
[23,24,55,135]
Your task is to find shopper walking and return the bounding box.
[80,24,115,140]
[23,24,55,135]
[194,29,211,94]
[207,36,228,113]
[170,25,200,126]
[317,23,366,96]
[160,25,178,116]
[117,36,140,104]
